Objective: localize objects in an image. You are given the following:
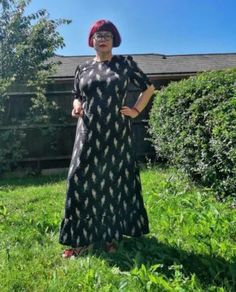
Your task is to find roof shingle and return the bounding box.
[50,53,236,78]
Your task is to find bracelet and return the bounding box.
[132,107,140,115]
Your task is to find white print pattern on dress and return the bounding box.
[96,123,101,133]
[97,105,102,116]
[104,146,109,156]
[123,201,127,211]
[83,181,88,191]
[98,63,102,71]
[88,132,93,141]
[106,113,111,123]
[101,179,105,190]
[106,68,111,75]
[70,227,74,237]
[94,156,98,166]
[115,105,119,115]
[92,173,96,183]
[110,205,114,213]
[83,229,87,239]
[128,136,132,145]
[96,87,102,98]
[101,195,105,206]
[112,155,116,165]
[115,85,119,93]
[86,147,91,158]
[107,96,112,106]
[88,78,92,88]
[60,55,151,247]
[75,190,79,201]
[131,227,135,236]
[118,160,123,170]
[122,128,126,138]
[115,62,120,70]
[92,206,97,215]
[74,174,79,184]
[109,171,113,181]
[63,233,68,242]
[76,208,80,217]
[117,176,122,187]
[109,186,114,197]
[115,122,119,132]
[102,164,107,174]
[106,77,111,87]
[84,197,89,208]
[67,198,71,208]
[89,69,94,77]
[105,129,111,140]
[114,137,118,148]
[126,152,131,162]
[92,189,97,199]
[84,165,90,175]
[96,139,100,150]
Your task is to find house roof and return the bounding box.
[50,53,236,78]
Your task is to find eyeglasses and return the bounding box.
[93,32,113,41]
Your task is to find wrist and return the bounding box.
[132,106,140,116]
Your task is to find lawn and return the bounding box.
[0,166,235,291]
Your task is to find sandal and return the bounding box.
[62,247,84,258]
[106,242,117,253]
[62,244,93,258]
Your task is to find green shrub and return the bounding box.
[148,68,236,197]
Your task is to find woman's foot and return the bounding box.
[62,247,83,258]
[62,245,92,259]
[106,242,117,253]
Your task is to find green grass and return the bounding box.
[0,166,236,291]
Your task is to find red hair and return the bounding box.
[88,19,121,48]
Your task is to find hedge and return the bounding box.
[148,68,236,197]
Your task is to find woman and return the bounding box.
[59,19,155,258]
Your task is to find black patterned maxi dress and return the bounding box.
[59,55,152,248]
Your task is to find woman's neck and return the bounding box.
[95,52,113,62]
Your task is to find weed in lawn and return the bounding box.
[0,167,235,291]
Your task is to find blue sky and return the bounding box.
[25,0,236,56]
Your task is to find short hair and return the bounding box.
[88,19,121,48]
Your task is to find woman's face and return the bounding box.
[92,30,113,54]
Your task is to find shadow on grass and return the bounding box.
[99,236,236,289]
[0,174,66,189]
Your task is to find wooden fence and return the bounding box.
[1,79,161,170]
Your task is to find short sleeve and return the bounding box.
[72,66,82,101]
[127,55,153,91]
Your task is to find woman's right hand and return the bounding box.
[72,99,84,118]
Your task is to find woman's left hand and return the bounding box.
[120,106,139,118]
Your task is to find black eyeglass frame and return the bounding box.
[93,32,113,41]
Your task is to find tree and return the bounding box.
[0,0,71,173]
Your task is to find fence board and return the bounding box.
[1,79,163,170]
